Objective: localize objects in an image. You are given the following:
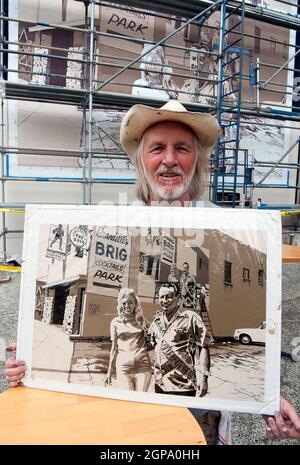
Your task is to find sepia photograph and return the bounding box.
[17,205,282,414]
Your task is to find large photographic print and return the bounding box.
[18,205,282,414]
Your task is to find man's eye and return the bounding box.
[177,146,189,152]
[151,146,162,152]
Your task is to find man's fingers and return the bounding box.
[5,365,26,377]
[5,374,24,383]
[286,426,300,440]
[5,358,25,369]
[275,411,288,438]
[282,400,300,432]
[9,380,23,387]
[5,343,17,352]
[266,427,275,439]
[267,416,282,439]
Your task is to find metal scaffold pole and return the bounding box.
[0,0,7,262]
[87,0,96,205]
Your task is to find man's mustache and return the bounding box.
[155,166,184,176]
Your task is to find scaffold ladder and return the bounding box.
[213,0,246,207]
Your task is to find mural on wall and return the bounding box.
[7,1,297,182]
[17,205,282,414]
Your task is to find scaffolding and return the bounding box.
[0,0,300,262]
[213,0,246,207]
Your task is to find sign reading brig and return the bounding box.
[161,236,176,265]
[87,226,131,295]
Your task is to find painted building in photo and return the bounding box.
[35,224,266,341]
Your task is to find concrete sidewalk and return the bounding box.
[31,320,74,383]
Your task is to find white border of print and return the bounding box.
[17,205,282,415]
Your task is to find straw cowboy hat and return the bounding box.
[120,100,220,159]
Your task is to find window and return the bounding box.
[243,268,250,281]
[258,269,264,286]
[175,17,182,30]
[224,261,232,284]
[146,256,154,275]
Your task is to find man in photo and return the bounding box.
[49,224,64,251]
[149,282,211,398]
[179,262,197,309]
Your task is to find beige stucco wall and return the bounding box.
[204,230,266,337]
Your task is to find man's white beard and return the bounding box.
[144,163,196,202]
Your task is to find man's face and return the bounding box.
[158,286,178,312]
[142,121,197,202]
[183,263,189,273]
[145,50,163,75]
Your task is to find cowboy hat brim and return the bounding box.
[120,102,221,159]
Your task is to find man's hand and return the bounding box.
[104,373,112,387]
[196,375,208,397]
[263,395,300,440]
[5,343,26,387]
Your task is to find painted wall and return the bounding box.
[204,230,266,337]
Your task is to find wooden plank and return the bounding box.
[282,244,300,263]
[0,387,206,445]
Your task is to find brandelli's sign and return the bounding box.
[87,226,131,295]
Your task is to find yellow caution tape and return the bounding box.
[280,210,300,217]
[0,265,21,272]
[0,208,24,214]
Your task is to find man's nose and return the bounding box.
[162,147,177,167]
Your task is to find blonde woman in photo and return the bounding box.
[104,288,153,392]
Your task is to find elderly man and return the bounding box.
[5,100,299,444]
[149,283,211,397]
[120,99,219,206]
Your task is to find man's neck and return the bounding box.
[164,305,180,322]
